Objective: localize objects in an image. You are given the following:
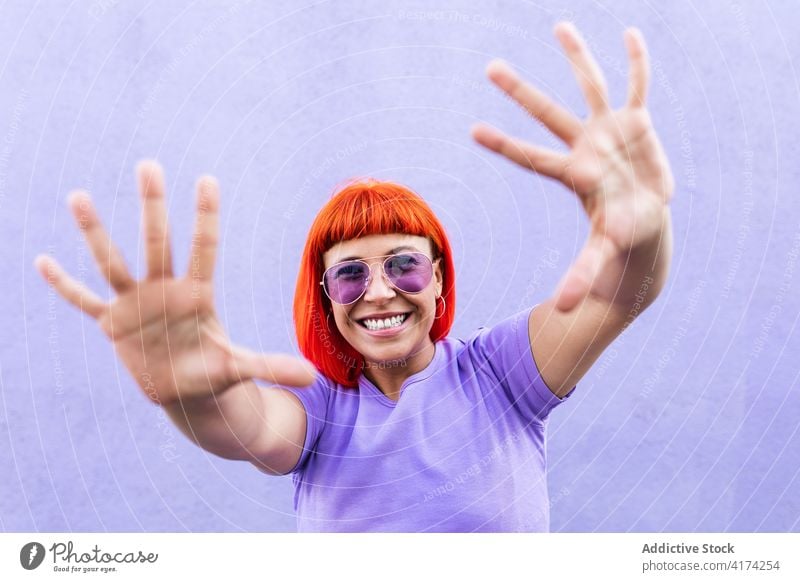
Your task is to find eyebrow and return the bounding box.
[337,245,422,262]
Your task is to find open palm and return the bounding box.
[35,162,315,407]
[472,23,674,311]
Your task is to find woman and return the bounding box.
[34,23,673,532]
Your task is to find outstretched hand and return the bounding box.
[472,22,674,312]
[34,161,316,406]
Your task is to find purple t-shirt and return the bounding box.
[277,306,573,532]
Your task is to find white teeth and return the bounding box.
[362,314,407,331]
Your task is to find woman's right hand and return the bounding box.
[34,161,316,407]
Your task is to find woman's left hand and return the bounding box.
[472,22,674,312]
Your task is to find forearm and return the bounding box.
[529,210,673,395]
[164,379,265,461]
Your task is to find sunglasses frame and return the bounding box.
[320,251,440,306]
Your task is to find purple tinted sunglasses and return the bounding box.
[320,252,436,305]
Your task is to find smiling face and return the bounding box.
[322,233,444,368]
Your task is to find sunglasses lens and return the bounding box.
[385,253,432,293]
[323,253,435,305]
[324,261,369,304]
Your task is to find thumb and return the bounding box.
[201,323,318,387]
[232,347,318,387]
[555,235,614,312]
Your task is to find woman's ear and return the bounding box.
[434,258,444,297]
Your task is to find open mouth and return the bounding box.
[356,312,412,332]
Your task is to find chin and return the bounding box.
[357,340,411,361]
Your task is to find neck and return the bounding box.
[362,340,436,401]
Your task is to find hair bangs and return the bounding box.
[319,183,438,254]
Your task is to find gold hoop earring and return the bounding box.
[434,295,446,319]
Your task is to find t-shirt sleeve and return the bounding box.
[466,305,575,424]
[267,369,331,475]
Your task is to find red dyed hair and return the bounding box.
[293,179,456,387]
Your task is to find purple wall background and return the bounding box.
[2,0,799,532]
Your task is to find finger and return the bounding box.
[33,254,106,318]
[485,59,583,145]
[472,123,570,181]
[232,348,318,388]
[67,191,136,293]
[554,235,616,312]
[624,27,650,108]
[188,176,220,282]
[137,160,173,279]
[554,21,610,115]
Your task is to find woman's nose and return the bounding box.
[363,264,396,302]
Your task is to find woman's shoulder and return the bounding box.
[443,308,534,355]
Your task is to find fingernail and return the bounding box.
[67,190,92,212]
[197,176,219,194]
[473,126,503,150]
[555,22,579,47]
[137,158,159,171]
[555,21,574,34]
[487,59,513,75]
